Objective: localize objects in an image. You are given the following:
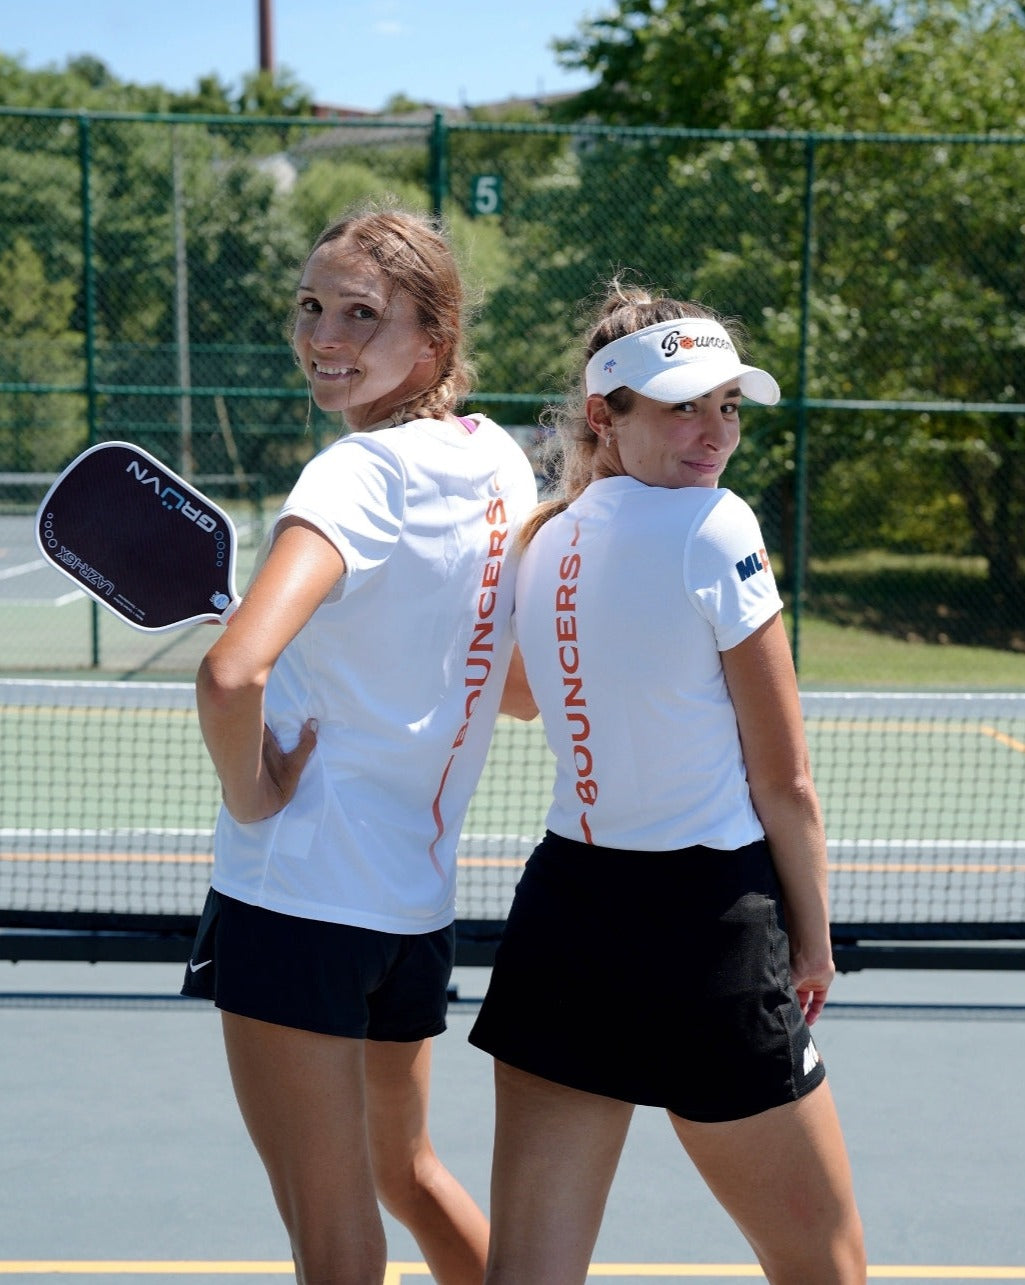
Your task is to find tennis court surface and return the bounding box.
[1,959,1023,1282]
[2,636,1024,1281]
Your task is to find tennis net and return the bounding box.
[2,680,1023,958]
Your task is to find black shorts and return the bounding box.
[468,831,827,1123]
[181,889,455,1041]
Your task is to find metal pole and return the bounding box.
[258,0,274,73]
[429,111,447,218]
[791,135,817,674]
[78,113,101,668]
[172,129,193,477]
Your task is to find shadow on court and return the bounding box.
[1,960,1024,1283]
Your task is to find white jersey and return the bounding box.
[211,415,538,934]
[515,476,783,852]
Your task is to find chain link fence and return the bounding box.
[3,108,1023,963]
[2,107,1023,675]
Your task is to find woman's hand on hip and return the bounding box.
[223,717,319,823]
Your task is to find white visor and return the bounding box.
[585,318,781,406]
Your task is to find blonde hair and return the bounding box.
[520,280,745,547]
[297,204,474,426]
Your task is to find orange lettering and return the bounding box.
[431,496,511,855]
[567,710,590,742]
[559,552,581,579]
[562,674,585,707]
[555,539,598,822]
[576,780,598,806]
[470,618,494,651]
[556,613,576,642]
[466,655,491,683]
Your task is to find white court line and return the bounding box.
[0,558,46,580]
[2,590,85,605]
[0,556,83,603]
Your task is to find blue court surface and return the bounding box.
[1,960,1023,1283]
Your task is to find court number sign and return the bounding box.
[469,174,503,217]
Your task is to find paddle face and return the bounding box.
[35,441,240,632]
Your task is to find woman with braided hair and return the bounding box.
[182,206,537,1284]
[470,282,865,1284]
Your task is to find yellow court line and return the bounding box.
[868,1272,1025,1281]
[981,725,1025,754]
[0,1267,292,1276]
[1,1265,1024,1280]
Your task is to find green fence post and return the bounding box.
[429,110,447,218]
[78,111,101,669]
[791,134,817,675]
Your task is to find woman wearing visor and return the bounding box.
[470,283,866,1284]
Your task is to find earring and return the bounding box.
[603,433,614,448]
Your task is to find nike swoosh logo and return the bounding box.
[188,959,213,973]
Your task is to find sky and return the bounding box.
[3,0,602,112]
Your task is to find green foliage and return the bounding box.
[1,12,1024,645]
[165,74,236,116]
[539,1,1025,602]
[0,50,314,118]
[290,159,431,246]
[0,237,84,469]
[234,68,313,117]
[551,0,1025,133]
[381,93,433,115]
[0,51,167,111]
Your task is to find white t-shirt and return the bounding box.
[515,476,784,852]
[211,415,538,933]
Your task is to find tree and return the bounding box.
[552,0,1025,133]
[540,0,1025,610]
[167,74,236,116]
[234,67,313,117]
[0,237,84,469]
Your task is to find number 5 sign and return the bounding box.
[469,174,503,216]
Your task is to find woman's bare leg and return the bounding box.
[483,1060,635,1285]
[671,1081,866,1284]
[366,1038,489,1285]
[222,1012,386,1285]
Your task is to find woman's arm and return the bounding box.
[196,517,346,824]
[721,613,833,1024]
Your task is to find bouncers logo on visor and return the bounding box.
[660,329,735,358]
